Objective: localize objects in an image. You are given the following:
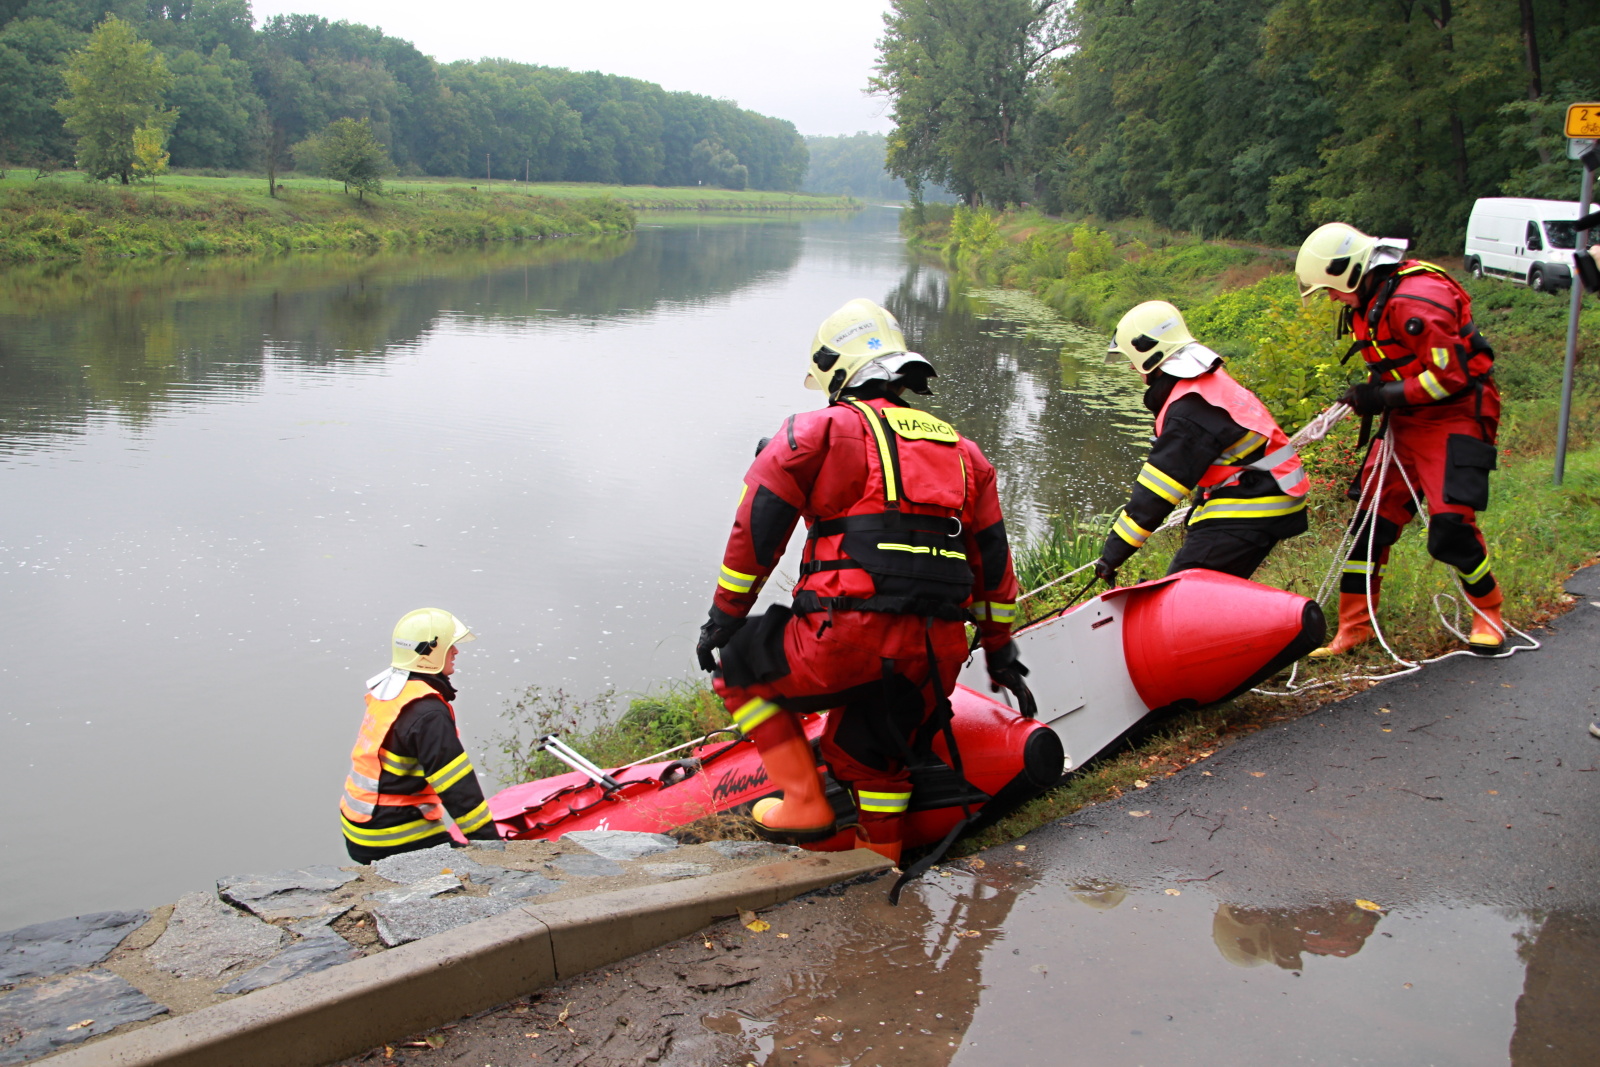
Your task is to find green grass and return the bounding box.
[0,171,640,264]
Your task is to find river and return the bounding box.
[0,207,1144,930]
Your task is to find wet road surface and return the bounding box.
[342,567,1600,1066]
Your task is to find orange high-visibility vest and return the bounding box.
[338,679,447,824]
[1157,367,1308,502]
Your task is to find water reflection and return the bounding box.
[883,267,1144,534]
[1510,909,1600,1065]
[1211,902,1382,970]
[0,220,805,456]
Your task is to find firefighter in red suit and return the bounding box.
[695,298,1029,864]
[1295,222,1505,655]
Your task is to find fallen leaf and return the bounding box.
[1355,899,1384,912]
[1488,790,1498,795]
[957,930,981,938]
[1134,779,1149,789]
[1014,844,1027,851]
[1379,707,1392,714]
[776,932,790,939]
[1250,772,1266,778]
[1164,888,1181,896]
[441,868,453,874]
[64,1020,94,1032]
[426,1034,447,1049]
[525,1032,541,1038]
[967,858,986,870]
[1201,771,1213,776]
[739,908,771,933]
[1129,811,1150,817]
[1381,727,1392,733]
[1403,982,1413,989]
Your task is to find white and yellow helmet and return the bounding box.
[391,607,474,674]
[1294,222,1381,303]
[1105,300,1217,379]
[805,298,932,398]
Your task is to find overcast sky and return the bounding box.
[248,0,899,137]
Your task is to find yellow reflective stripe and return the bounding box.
[970,602,989,621]
[1218,430,1267,463]
[455,801,492,834]
[1417,369,1450,400]
[347,769,381,791]
[1113,512,1152,548]
[718,564,759,594]
[340,813,451,846]
[1136,462,1189,505]
[874,542,966,560]
[379,751,423,777]
[1188,494,1308,522]
[1342,560,1375,574]
[848,400,898,504]
[856,790,912,813]
[737,482,748,506]
[1461,555,1492,584]
[981,600,1017,624]
[1431,347,1450,369]
[731,697,781,735]
[427,752,474,793]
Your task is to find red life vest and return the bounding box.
[339,679,447,824]
[1351,260,1496,405]
[794,398,974,619]
[1156,367,1307,524]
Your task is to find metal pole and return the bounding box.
[1554,161,1596,485]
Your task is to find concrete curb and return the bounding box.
[42,849,891,1067]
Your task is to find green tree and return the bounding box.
[165,43,259,169]
[871,0,1065,207]
[294,116,390,198]
[0,16,82,166]
[55,15,175,183]
[130,120,167,178]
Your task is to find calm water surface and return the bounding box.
[0,208,1143,928]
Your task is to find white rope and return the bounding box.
[1018,559,1096,603]
[1254,419,1540,696]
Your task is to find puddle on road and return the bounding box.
[710,867,1600,1066]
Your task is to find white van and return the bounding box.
[1464,197,1586,292]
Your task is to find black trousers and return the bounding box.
[1167,523,1279,580]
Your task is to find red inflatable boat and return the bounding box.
[489,568,1323,851]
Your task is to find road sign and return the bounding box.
[1566,103,1600,139]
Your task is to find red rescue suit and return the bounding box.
[711,396,1018,848]
[1341,261,1500,598]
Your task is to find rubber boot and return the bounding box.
[855,823,902,865]
[1465,585,1505,655]
[745,711,836,840]
[1308,590,1378,658]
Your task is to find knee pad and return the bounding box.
[1347,512,1401,560]
[1427,514,1488,576]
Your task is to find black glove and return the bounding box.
[1576,248,1600,294]
[696,606,745,672]
[1093,557,1118,585]
[986,641,1038,719]
[1339,381,1407,416]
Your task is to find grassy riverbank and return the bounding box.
[0,173,637,263]
[0,172,859,265]
[492,204,1600,857]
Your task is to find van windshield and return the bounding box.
[1543,221,1580,249]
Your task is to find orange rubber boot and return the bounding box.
[1465,585,1505,655]
[854,825,902,865]
[745,711,835,839]
[1308,591,1378,658]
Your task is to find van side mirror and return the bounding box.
[1526,223,1544,252]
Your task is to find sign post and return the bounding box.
[1553,105,1600,486]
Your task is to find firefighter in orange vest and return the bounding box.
[1093,300,1309,585]
[339,608,502,862]
[1295,222,1505,656]
[695,298,1028,865]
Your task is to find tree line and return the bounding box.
[873,0,1600,250]
[0,0,808,191]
